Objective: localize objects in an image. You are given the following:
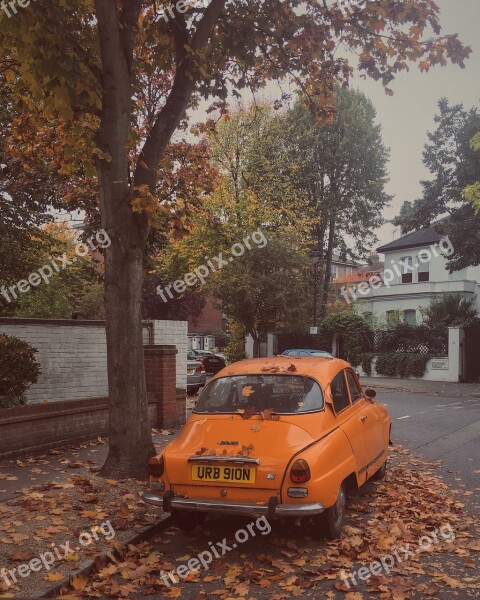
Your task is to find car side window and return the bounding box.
[330,371,351,414]
[346,370,362,404]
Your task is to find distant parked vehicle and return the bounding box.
[187,358,206,396]
[187,349,226,375]
[282,349,334,358]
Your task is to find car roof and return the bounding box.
[214,356,351,385]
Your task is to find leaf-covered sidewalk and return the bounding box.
[0,444,474,600]
[0,430,176,598]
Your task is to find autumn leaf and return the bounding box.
[10,550,35,561]
[44,572,64,582]
[71,575,88,590]
[242,385,254,397]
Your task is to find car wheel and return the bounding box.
[372,460,387,481]
[172,510,206,532]
[315,482,346,540]
[187,387,199,397]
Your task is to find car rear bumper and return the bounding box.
[142,491,324,518]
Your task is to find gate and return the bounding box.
[464,324,480,382]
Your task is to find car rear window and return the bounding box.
[194,375,324,415]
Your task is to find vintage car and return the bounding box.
[143,356,391,539]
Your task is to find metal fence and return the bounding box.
[372,327,448,357]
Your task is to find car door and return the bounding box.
[330,370,368,486]
[345,370,386,479]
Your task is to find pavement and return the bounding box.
[361,376,480,398]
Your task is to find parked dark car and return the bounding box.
[187,349,226,374]
[187,357,206,396]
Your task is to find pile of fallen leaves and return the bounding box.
[49,446,479,600]
[0,434,173,597]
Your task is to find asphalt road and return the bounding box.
[380,391,480,513]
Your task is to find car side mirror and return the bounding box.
[364,388,376,399]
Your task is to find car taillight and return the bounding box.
[195,364,205,373]
[290,459,311,483]
[148,455,164,477]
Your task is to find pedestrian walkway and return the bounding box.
[0,429,178,503]
[362,376,480,398]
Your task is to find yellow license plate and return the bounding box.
[191,464,256,484]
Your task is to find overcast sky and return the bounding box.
[352,0,480,248]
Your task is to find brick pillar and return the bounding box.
[144,345,177,429]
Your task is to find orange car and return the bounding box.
[143,356,391,539]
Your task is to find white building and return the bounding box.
[355,227,480,324]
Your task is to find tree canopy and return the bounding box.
[393,99,480,271]
[0,0,472,477]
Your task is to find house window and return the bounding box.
[400,256,413,283]
[417,251,430,282]
[404,309,416,325]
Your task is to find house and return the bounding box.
[353,226,480,324]
[332,252,384,303]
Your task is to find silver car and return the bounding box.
[187,357,206,396]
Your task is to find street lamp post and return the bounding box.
[310,250,320,332]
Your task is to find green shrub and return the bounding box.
[0,335,41,409]
[224,320,246,364]
[375,353,430,378]
[357,353,374,377]
[319,312,372,364]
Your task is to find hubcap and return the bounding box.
[333,487,346,525]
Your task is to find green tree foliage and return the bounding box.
[284,89,391,316]
[0,334,41,408]
[319,312,372,364]
[7,224,106,319]
[393,100,480,271]
[423,293,478,327]
[465,132,480,211]
[207,235,311,357]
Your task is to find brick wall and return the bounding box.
[0,396,161,459]
[0,346,185,459]
[0,318,187,404]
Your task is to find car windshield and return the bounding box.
[194,375,324,415]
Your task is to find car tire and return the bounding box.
[187,387,199,397]
[372,460,387,481]
[315,482,347,540]
[172,510,206,532]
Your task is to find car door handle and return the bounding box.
[360,415,368,422]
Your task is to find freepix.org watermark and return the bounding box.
[0,521,115,588]
[340,236,455,305]
[336,0,379,18]
[0,0,36,19]
[0,229,111,305]
[156,229,267,303]
[154,0,210,24]
[340,522,455,589]
[160,516,271,587]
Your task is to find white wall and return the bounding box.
[151,320,188,390]
[356,327,464,382]
[0,319,187,404]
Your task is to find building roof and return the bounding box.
[377,226,442,253]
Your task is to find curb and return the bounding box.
[33,513,173,599]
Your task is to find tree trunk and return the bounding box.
[319,216,336,319]
[93,0,227,478]
[94,0,155,478]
